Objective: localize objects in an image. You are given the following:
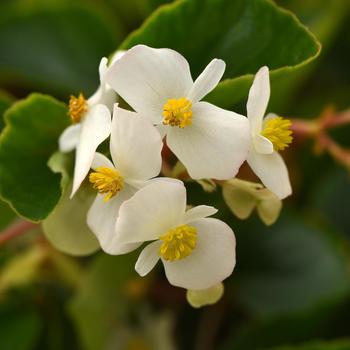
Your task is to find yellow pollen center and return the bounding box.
[159,225,197,261]
[68,93,87,123]
[261,117,293,151]
[89,167,124,202]
[163,97,193,128]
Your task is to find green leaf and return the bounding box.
[232,215,350,317]
[0,93,69,222]
[0,90,14,132]
[120,0,320,108]
[69,253,140,350]
[0,1,120,97]
[262,0,349,112]
[42,152,100,256]
[0,93,16,230]
[0,199,16,231]
[278,0,350,48]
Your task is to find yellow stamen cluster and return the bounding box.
[261,117,293,151]
[163,97,193,128]
[159,225,197,261]
[89,167,124,202]
[68,93,87,124]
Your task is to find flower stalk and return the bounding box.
[0,221,38,246]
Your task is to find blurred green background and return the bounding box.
[1,0,350,349]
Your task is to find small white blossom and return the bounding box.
[106,45,250,180]
[246,66,292,199]
[86,105,163,254]
[59,51,125,196]
[114,180,236,290]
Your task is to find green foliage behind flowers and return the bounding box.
[0,0,350,349]
[0,94,69,221]
[0,1,121,97]
[121,0,321,108]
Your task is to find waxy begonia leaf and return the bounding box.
[0,90,14,132]
[120,0,320,109]
[0,94,69,221]
[0,199,16,231]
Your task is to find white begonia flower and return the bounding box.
[114,180,236,290]
[246,66,293,199]
[86,105,163,255]
[105,45,250,180]
[59,51,125,197]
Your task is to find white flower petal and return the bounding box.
[247,148,292,199]
[71,104,111,197]
[183,205,218,224]
[91,152,115,170]
[110,106,163,181]
[163,218,236,290]
[156,124,168,139]
[87,186,140,254]
[253,134,274,154]
[167,101,250,180]
[247,66,270,134]
[115,179,186,245]
[87,57,117,111]
[59,124,81,153]
[98,57,108,83]
[88,86,116,112]
[109,50,126,65]
[105,45,193,124]
[135,241,162,277]
[126,177,180,191]
[187,59,225,103]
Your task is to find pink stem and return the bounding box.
[0,221,38,246]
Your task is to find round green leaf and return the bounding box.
[0,199,16,231]
[0,90,14,132]
[120,0,320,108]
[0,93,69,222]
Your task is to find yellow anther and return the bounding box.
[163,97,193,128]
[159,225,197,261]
[68,93,87,124]
[89,167,124,202]
[261,117,293,151]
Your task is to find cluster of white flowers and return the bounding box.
[59,45,292,303]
